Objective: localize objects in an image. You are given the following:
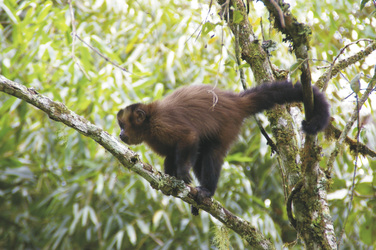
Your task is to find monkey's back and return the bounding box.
[151,85,246,149]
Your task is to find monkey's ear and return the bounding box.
[135,108,146,124]
[117,109,124,120]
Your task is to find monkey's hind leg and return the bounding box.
[174,141,199,184]
[164,154,177,177]
[191,148,224,215]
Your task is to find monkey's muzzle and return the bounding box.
[119,133,129,144]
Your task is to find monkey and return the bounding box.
[117,81,330,215]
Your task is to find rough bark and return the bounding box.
[216,0,340,248]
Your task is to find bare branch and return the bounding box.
[74,34,132,74]
[68,1,135,76]
[68,0,91,80]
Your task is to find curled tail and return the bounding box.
[239,81,330,135]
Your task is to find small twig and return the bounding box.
[195,0,214,42]
[74,34,131,73]
[68,0,91,80]
[68,1,135,76]
[337,94,361,248]
[315,41,376,88]
[289,58,309,76]
[213,4,228,88]
[219,0,231,21]
[254,117,278,154]
[331,39,373,66]
[185,0,214,44]
[185,20,205,45]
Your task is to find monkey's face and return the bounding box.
[117,105,147,145]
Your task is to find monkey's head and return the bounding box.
[117,103,149,145]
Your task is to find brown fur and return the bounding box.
[117,81,330,215]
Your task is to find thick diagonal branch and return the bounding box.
[0,75,273,249]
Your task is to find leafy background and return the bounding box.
[0,0,375,249]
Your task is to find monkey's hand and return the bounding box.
[177,172,193,184]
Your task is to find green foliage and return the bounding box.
[212,225,230,249]
[232,10,244,24]
[0,0,375,249]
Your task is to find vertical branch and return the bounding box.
[261,0,316,118]
[234,24,247,90]
[217,0,273,83]
[337,95,361,248]
[260,0,338,248]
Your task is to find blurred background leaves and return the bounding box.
[0,0,375,249]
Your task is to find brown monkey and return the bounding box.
[117,81,330,215]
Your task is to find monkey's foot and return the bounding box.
[177,172,193,184]
[191,206,199,216]
[190,186,213,216]
[196,186,212,202]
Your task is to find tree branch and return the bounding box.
[217,0,273,84]
[259,1,337,248]
[216,0,302,184]
[262,0,315,119]
[215,3,336,247]
[327,75,376,174]
[315,41,376,89]
[325,123,376,158]
[0,75,274,249]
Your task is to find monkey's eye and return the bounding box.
[121,123,128,130]
[118,121,125,129]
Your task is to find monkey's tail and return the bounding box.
[240,81,330,135]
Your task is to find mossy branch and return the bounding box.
[257,1,338,248]
[325,123,376,158]
[315,41,376,89]
[327,76,376,173]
